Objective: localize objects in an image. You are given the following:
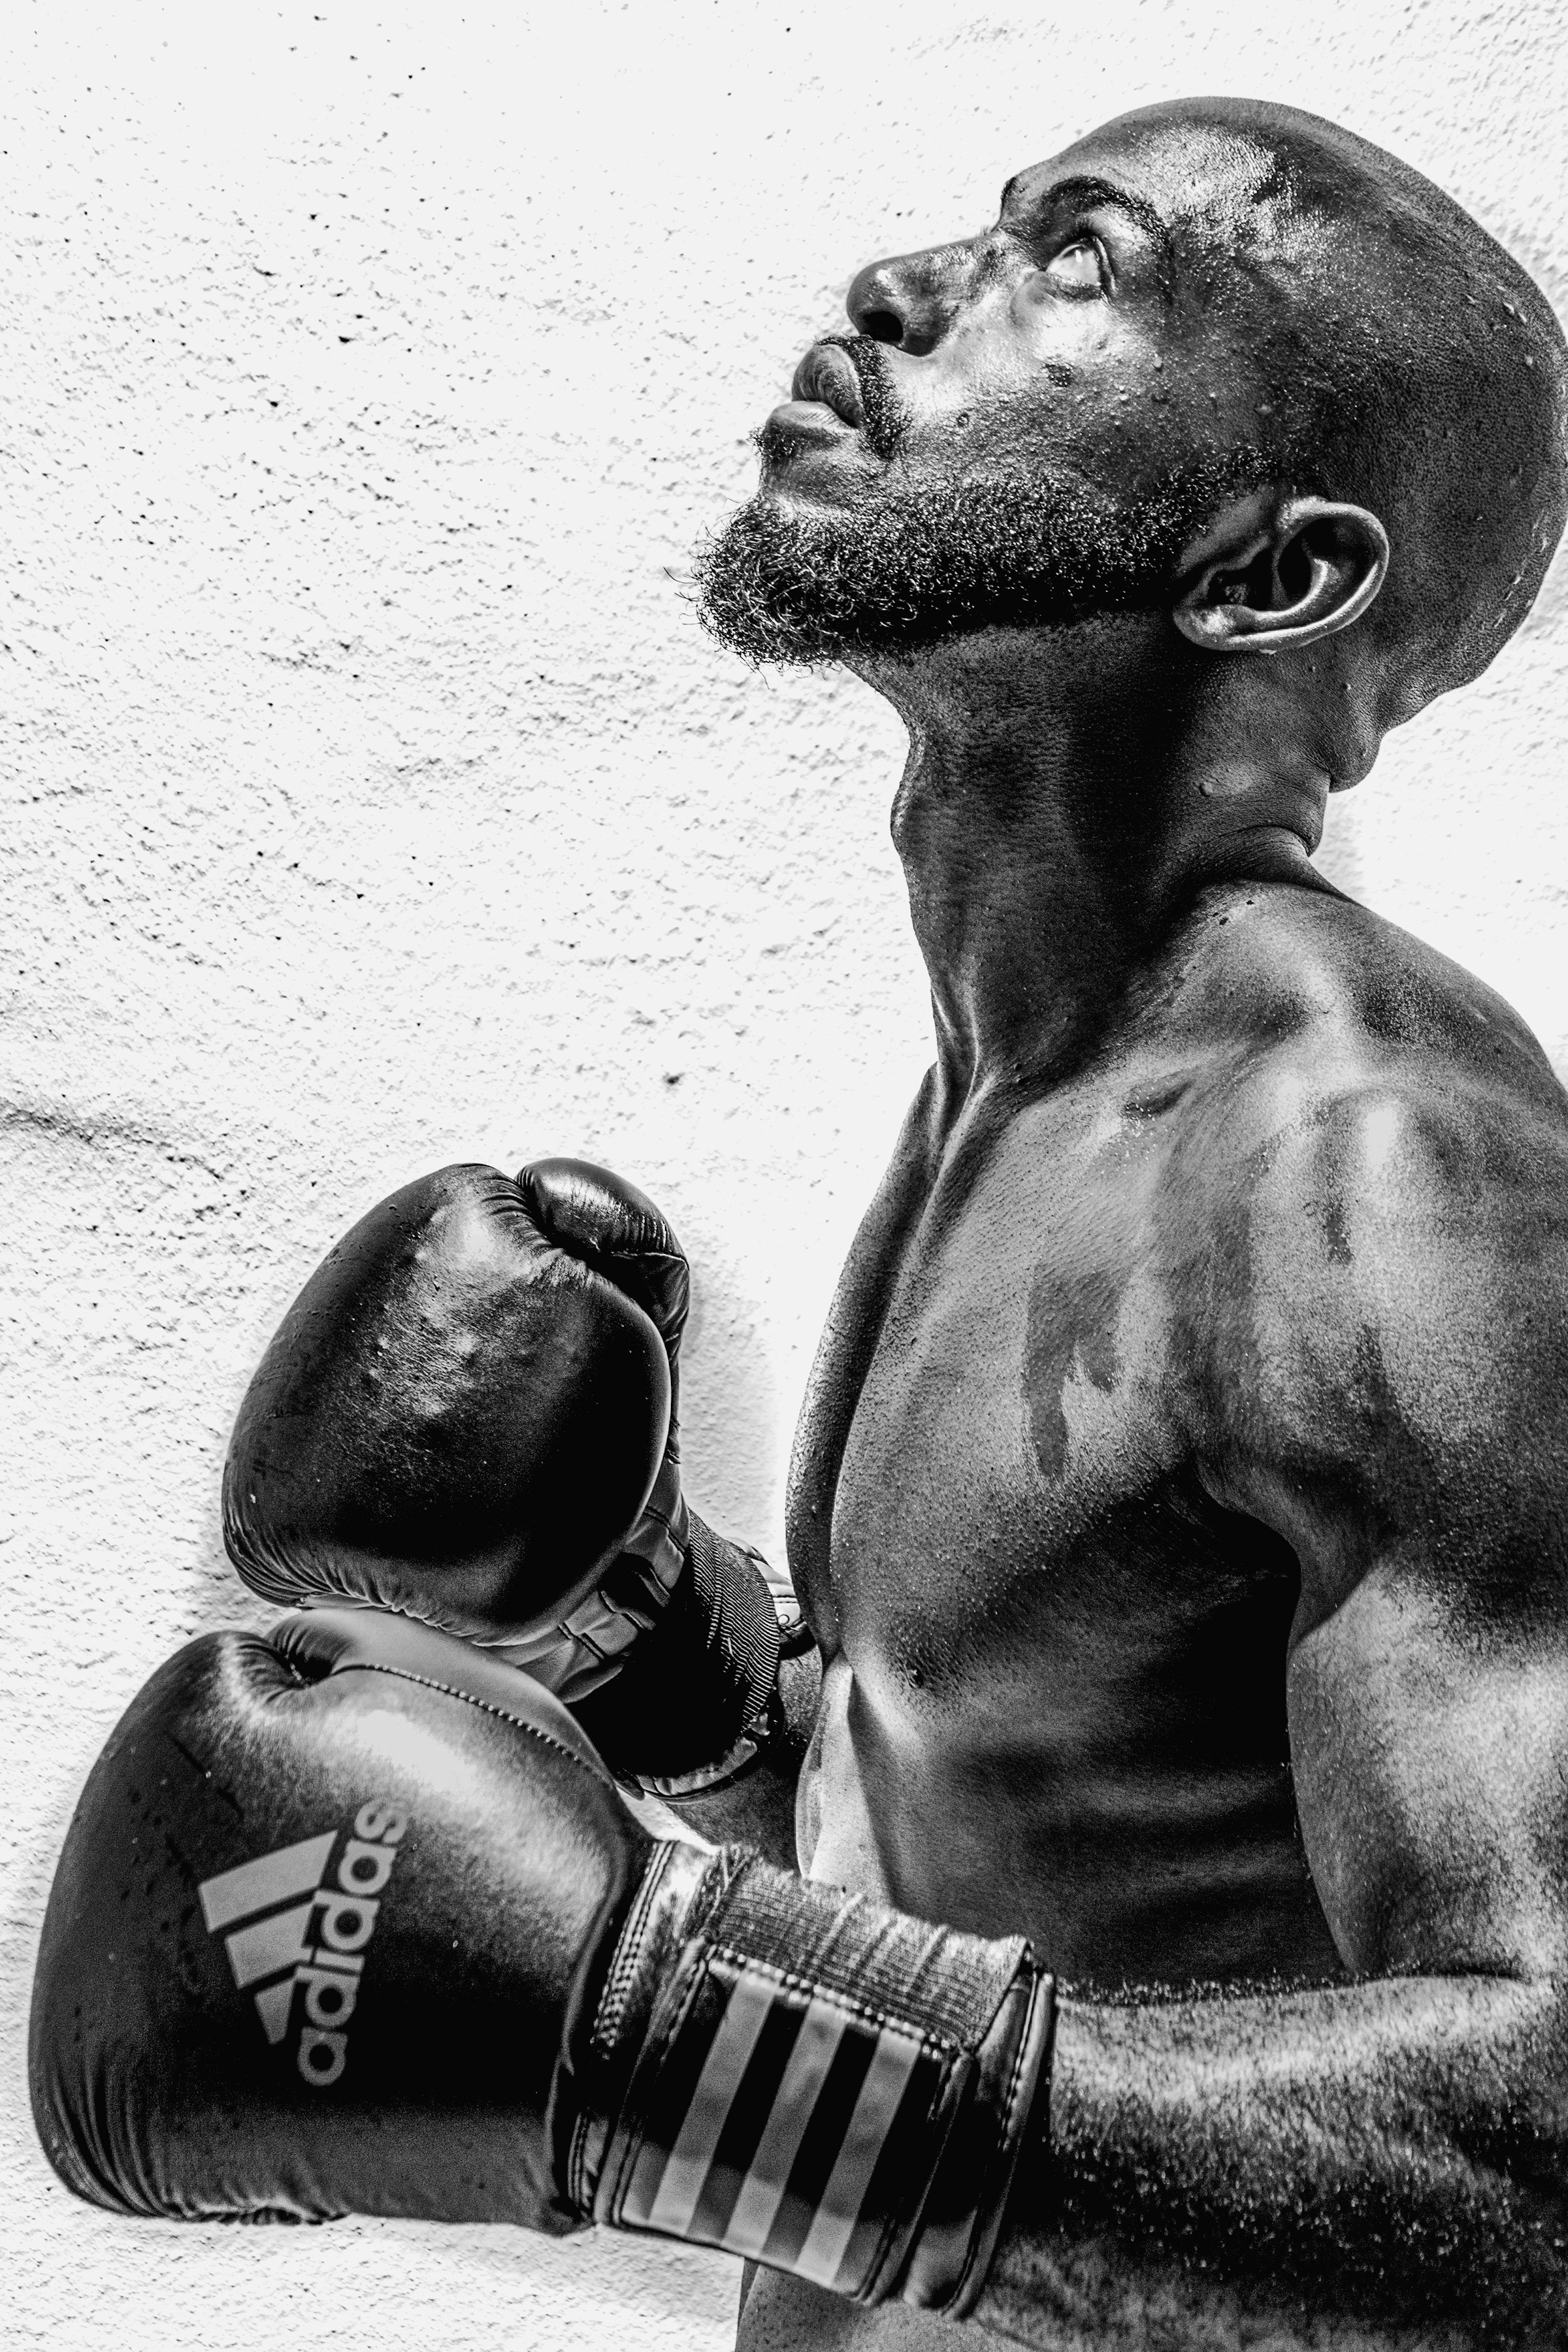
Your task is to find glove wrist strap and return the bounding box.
[573,1512,786,1789]
[576,1845,1054,2317]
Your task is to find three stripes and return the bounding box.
[614,1952,949,2298]
[197,1831,337,2044]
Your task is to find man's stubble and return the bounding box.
[696,346,1276,666]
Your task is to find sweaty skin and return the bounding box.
[694,98,1568,2352]
[770,887,1568,2352]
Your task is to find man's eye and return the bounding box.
[1043,238,1105,294]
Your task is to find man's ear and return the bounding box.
[1172,495,1389,654]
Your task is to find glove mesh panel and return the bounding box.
[574,1516,781,1779]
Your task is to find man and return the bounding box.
[696,90,1568,2345]
[30,95,1568,2352]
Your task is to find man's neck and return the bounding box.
[855,627,1333,1094]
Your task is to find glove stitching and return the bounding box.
[326,1659,614,1784]
[855,2055,958,2303]
[600,1952,710,2222]
[943,1978,1037,2313]
[567,2102,595,2215]
[943,1967,1056,2317]
[590,1847,673,2062]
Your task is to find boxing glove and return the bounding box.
[31,1607,1052,2319]
[223,1159,789,1786]
[517,1159,798,1791]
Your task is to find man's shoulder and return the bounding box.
[1147,881,1568,1437]
[1152,887,1568,1639]
[1169,879,1568,1191]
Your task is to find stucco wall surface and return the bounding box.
[5,1,1567,2345]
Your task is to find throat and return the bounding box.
[890,723,1169,1088]
[871,635,1329,1087]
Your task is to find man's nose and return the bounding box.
[845,238,987,357]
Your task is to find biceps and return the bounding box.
[1286,1567,1568,1979]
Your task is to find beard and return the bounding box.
[695,442,1271,666]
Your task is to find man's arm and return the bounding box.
[983,1066,1568,2348]
[985,1941,1565,2345]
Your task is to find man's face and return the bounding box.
[698,114,1283,664]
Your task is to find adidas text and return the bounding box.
[196,1798,408,2089]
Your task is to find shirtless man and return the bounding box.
[693,93,1568,2349]
[31,96,1568,2352]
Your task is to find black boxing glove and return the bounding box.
[223,1159,795,1788]
[517,1158,800,1791]
[31,1607,1053,2320]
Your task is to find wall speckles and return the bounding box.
[5,2,1566,2344]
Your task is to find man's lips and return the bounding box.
[787,341,866,429]
[764,335,904,467]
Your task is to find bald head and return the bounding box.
[1079,98,1568,721]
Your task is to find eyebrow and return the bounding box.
[1001,171,1176,299]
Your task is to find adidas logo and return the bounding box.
[196,1799,407,2088]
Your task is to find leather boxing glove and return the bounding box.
[517,1159,798,1791]
[32,1607,1052,2320]
[223,1159,792,1788]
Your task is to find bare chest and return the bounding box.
[801,1090,1241,1712]
[787,1081,1324,1974]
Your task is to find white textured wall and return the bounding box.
[5,2,1566,2344]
